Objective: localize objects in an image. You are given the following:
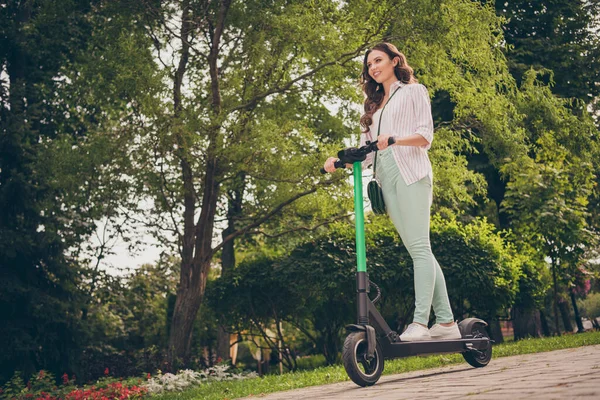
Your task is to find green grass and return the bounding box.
[153,331,600,400]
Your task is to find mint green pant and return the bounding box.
[376,149,454,326]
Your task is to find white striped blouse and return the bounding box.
[360,81,434,186]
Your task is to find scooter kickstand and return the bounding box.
[464,342,484,357]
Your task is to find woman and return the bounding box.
[323,43,460,341]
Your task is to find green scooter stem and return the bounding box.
[353,161,367,273]
[353,161,370,325]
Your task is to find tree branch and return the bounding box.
[212,175,345,255]
[247,212,352,238]
[157,146,183,242]
[229,47,366,113]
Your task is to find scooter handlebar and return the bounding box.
[320,159,345,174]
[320,137,395,174]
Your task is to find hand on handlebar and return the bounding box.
[323,157,338,173]
[322,157,353,174]
[377,135,395,151]
[320,137,395,174]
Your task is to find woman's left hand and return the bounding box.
[377,134,393,150]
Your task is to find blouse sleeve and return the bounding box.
[411,84,434,150]
[360,130,374,170]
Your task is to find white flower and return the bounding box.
[143,365,257,394]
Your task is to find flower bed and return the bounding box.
[0,370,147,400]
[1,365,257,399]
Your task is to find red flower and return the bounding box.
[146,373,151,380]
[217,357,223,363]
[62,373,69,385]
[104,368,109,376]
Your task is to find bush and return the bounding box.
[212,214,521,366]
[430,215,521,320]
[578,292,600,319]
[295,355,327,371]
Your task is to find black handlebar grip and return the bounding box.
[388,136,396,145]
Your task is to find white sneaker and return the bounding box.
[400,323,432,341]
[429,323,462,340]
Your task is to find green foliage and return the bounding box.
[502,71,598,285]
[512,247,551,311]
[0,0,161,383]
[295,355,328,371]
[497,0,600,104]
[391,0,527,164]
[0,370,76,400]
[429,127,488,213]
[430,215,521,319]
[77,258,178,381]
[0,372,26,400]
[577,292,600,319]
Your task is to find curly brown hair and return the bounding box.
[359,43,418,132]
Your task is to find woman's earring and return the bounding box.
[376,85,380,92]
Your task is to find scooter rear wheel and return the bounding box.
[342,331,384,387]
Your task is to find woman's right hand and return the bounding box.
[324,157,338,173]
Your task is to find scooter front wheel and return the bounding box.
[342,331,384,387]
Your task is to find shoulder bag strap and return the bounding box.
[373,85,402,179]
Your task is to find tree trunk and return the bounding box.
[166,0,231,368]
[216,174,245,361]
[488,319,504,344]
[216,326,230,364]
[558,298,574,333]
[570,291,584,333]
[539,309,551,336]
[552,259,561,335]
[168,161,219,366]
[168,279,202,368]
[215,220,234,360]
[512,305,542,340]
[167,125,220,367]
[168,135,221,365]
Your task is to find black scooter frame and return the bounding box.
[348,271,490,360]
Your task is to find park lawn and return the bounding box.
[153,330,600,400]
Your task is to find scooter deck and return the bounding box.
[380,337,490,359]
[353,300,492,360]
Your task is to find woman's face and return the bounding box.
[366,50,398,84]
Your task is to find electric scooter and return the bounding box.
[321,138,493,387]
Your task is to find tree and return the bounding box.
[384,0,524,217]
[495,0,600,106]
[0,0,164,381]
[0,0,101,381]
[503,121,596,334]
[95,0,402,367]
